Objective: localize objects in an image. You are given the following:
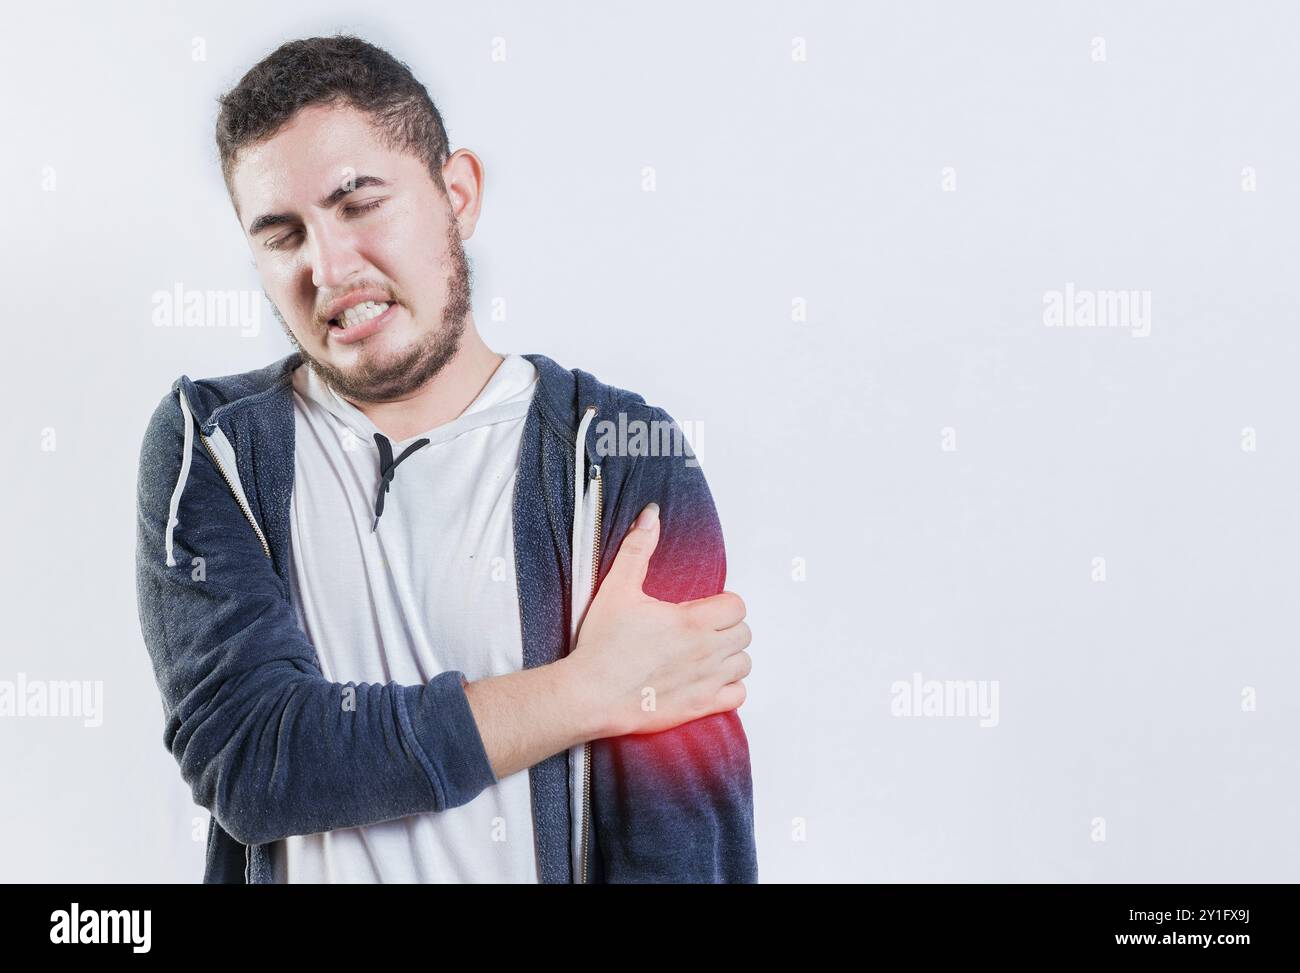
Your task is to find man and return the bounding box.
[134,34,756,884]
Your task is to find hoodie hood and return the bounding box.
[291,355,539,532]
[161,350,610,593]
[291,353,538,452]
[170,349,607,444]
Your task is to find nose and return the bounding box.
[308,220,366,292]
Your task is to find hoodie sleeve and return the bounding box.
[134,391,498,847]
[589,405,758,883]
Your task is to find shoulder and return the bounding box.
[526,350,712,505]
[523,352,684,440]
[140,352,302,469]
[142,353,302,441]
[189,353,303,422]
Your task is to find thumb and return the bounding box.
[603,502,661,594]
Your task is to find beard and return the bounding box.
[271,217,473,403]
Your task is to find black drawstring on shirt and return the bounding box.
[372,432,430,532]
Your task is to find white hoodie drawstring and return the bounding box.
[164,389,196,567]
[568,406,597,646]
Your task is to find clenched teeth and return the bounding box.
[333,301,391,329]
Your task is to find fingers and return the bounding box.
[708,620,751,661]
[686,590,746,630]
[602,502,660,594]
[711,681,747,714]
[721,649,752,683]
[702,648,750,719]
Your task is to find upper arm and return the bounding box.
[589,405,757,882]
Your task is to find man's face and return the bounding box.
[230,101,472,402]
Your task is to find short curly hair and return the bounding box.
[215,34,452,206]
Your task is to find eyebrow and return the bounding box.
[247,175,390,237]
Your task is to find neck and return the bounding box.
[345,316,504,442]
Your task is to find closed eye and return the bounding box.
[264,199,387,251]
[346,198,385,216]
[265,231,299,252]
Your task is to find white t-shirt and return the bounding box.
[272,354,541,883]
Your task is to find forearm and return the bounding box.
[463,657,603,780]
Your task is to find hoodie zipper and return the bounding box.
[199,431,272,559]
[579,462,603,884]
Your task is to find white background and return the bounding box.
[1,1,1297,881]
